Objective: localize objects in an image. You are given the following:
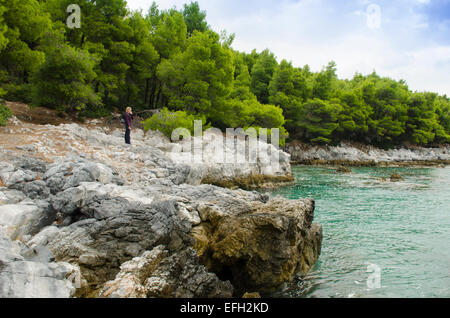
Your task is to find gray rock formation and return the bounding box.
[0,228,82,298]
[0,120,322,298]
[100,246,233,298]
[287,141,450,165]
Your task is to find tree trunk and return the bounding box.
[155,85,162,109]
[144,78,150,105]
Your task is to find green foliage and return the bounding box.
[296,98,342,144]
[334,87,371,141]
[183,1,208,35]
[0,0,51,90]
[0,102,13,126]
[142,107,207,138]
[313,61,337,100]
[434,96,450,143]
[157,30,234,119]
[406,92,437,144]
[250,49,277,104]
[0,4,8,51]
[31,31,100,112]
[1,83,33,103]
[0,0,448,147]
[217,98,288,146]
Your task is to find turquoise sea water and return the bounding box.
[267,166,450,298]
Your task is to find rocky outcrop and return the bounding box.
[0,227,83,298]
[99,246,233,298]
[390,173,404,182]
[192,197,322,294]
[287,141,450,166]
[166,130,294,189]
[0,119,322,298]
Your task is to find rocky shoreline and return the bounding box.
[0,117,320,298]
[287,141,450,167]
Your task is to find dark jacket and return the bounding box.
[124,112,134,128]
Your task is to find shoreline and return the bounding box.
[290,159,450,167]
[286,141,450,168]
[0,117,322,298]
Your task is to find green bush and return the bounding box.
[0,103,13,126]
[1,83,33,104]
[217,98,288,146]
[31,36,101,113]
[142,108,208,138]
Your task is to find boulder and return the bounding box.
[390,173,404,182]
[191,197,322,294]
[46,198,195,295]
[100,246,233,298]
[336,166,352,173]
[0,229,81,298]
[0,201,56,240]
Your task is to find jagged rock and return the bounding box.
[43,160,118,194]
[0,120,322,298]
[5,169,37,187]
[0,229,81,298]
[288,141,450,165]
[0,189,26,205]
[390,173,404,182]
[100,246,233,298]
[0,201,56,240]
[336,166,352,173]
[191,197,322,294]
[22,180,51,200]
[167,132,294,189]
[46,198,195,295]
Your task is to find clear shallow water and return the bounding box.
[267,166,450,298]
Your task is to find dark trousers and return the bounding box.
[125,127,131,144]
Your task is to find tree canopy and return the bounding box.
[0,0,448,147]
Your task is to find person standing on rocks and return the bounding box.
[123,107,134,145]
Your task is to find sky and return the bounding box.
[126,0,450,96]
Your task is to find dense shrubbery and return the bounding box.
[0,0,449,146]
[0,102,12,126]
[142,108,208,138]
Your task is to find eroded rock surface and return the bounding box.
[192,197,322,293]
[0,119,322,298]
[288,141,450,165]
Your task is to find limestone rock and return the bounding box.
[0,201,56,240]
[336,166,352,173]
[390,173,404,182]
[0,121,322,298]
[191,197,322,294]
[0,229,81,298]
[288,141,450,165]
[100,246,233,298]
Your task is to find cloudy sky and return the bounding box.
[127,0,450,96]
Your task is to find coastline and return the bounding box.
[291,159,450,167]
[0,116,321,298]
[286,141,450,167]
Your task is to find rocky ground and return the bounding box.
[0,109,321,298]
[287,141,450,166]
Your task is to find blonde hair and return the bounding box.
[126,107,132,113]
